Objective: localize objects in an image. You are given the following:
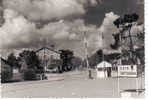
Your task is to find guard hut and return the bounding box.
[96,61,112,78]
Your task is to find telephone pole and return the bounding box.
[83,32,92,79]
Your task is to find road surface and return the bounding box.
[1,70,145,98]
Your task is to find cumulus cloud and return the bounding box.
[0,9,95,50]
[37,19,85,41]
[0,9,37,49]
[87,12,119,53]
[0,0,144,59]
[0,4,4,26]
[2,0,102,22]
[99,12,119,46]
[1,9,143,59]
[0,9,121,58]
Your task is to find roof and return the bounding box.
[97,61,112,68]
[35,46,60,54]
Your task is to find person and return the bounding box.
[107,67,111,77]
[89,69,93,79]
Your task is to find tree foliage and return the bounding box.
[71,56,82,69]
[59,49,74,72]
[112,13,144,65]
[88,50,120,68]
[111,13,139,50]
[18,50,43,72]
[7,53,20,68]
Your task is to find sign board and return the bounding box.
[118,65,137,77]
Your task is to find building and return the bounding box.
[35,47,60,72]
[96,61,112,78]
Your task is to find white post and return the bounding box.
[136,66,139,95]
[112,66,114,97]
[141,67,143,89]
[117,47,122,94]
[136,76,139,95]
[117,65,120,95]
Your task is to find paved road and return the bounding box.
[1,71,145,98]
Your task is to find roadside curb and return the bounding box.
[1,77,64,86]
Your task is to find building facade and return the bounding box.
[35,47,61,72]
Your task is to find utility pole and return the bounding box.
[83,32,92,79]
[43,37,48,79]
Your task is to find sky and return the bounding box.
[0,0,144,59]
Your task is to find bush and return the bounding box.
[1,69,13,83]
[23,69,37,80]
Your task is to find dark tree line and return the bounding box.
[18,50,43,73]
[5,50,44,81]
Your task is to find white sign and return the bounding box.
[118,65,137,77]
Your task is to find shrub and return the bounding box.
[23,68,37,80]
[1,69,13,83]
